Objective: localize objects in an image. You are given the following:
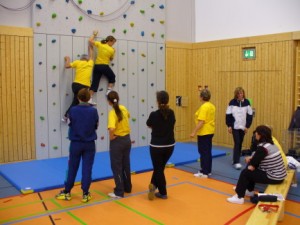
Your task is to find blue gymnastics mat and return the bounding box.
[0,142,226,193]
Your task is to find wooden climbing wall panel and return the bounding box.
[0,26,35,163]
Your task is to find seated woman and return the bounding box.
[227,125,287,204]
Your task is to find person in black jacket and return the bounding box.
[146,91,176,200]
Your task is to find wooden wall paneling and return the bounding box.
[127,41,138,148]
[0,35,4,162]
[0,35,9,162]
[10,35,18,161]
[47,35,62,158]
[34,34,49,160]
[59,35,73,157]
[5,35,13,161]
[137,42,148,146]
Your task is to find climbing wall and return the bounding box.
[33,0,165,159]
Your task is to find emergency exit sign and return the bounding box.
[242,47,256,60]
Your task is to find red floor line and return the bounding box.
[224,205,256,225]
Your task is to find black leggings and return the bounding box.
[65,82,89,117]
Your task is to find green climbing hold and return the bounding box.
[40,116,45,121]
[52,13,57,19]
[79,16,83,21]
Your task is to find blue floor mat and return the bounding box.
[0,142,226,193]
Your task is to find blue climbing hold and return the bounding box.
[36,4,42,9]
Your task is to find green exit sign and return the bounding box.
[242,47,256,60]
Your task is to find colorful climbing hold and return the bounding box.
[123,14,127,19]
[40,116,45,121]
[130,1,135,5]
[112,28,116,33]
[87,10,92,14]
[122,68,125,71]
[53,102,56,106]
[53,146,58,150]
[142,136,146,140]
[132,118,136,122]
[141,68,145,72]
[122,83,126,87]
[160,46,163,50]
[123,29,127,34]
[78,0,83,4]
[140,10,145,14]
[52,65,56,70]
[151,4,155,8]
[121,52,125,55]
[52,13,57,19]
[35,4,42,9]
[150,18,155,22]
[39,62,42,65]
[151,33,155,37]
[71,28,76,34]
[99,88,103,91]
[38,43,42,47]
[101,136,104,140]
[130,22,134,27]
[161,34,165,38]
[151,83,154,87]
[41,143,45,147]
[53,129,56,132]
[159,4,165,9]
[78,16,83,21]
[131,49,135,52]
[52,83,56,88]
[160,20,165,24]
[51,39,56,43]
[141,31,145,36]
[151,61,154,64]
[141,53,146,57]
[131,140,135,144]
[141,99,145,103]
[99,12,104,16]
[36,22,41,27]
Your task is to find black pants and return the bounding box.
[90,64,116,92]
[232,129,245,164]
[150,145,174,196]
[65,82,89,117]
[109,135,132,197]
[235,168,283,198]
[197,134,214,175]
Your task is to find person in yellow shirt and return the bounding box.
[63,44,94,122]
[89,30,117,103]
[107,91,132,198]
[190,88,216,178]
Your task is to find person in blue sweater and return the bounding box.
[56,88,99,203]
[226,87,253,170]
[147,91,176,200]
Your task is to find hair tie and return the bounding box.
[113,99,117,103]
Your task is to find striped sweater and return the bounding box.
[251,143,287,180]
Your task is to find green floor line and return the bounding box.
[67,211,88,225]
[114,201,164,225]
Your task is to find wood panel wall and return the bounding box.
[0,26,35,163]
[166,31,300,151]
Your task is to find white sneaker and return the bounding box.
[193,172,208,178]
[233,186,255,197]
[227,194,244,204]
[88,98,97,106]
[234,163,242,170]
[108,192,122,199]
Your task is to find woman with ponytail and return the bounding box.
[107,91,132,198]
[147,91,176,200]
[89,31,117,105]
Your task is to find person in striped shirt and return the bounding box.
[227,125,287,204]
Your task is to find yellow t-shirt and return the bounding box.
[70,60,94,87]
[108,105,130,136]
[272,136,288,168]
[194,101,216,136]
[94,41,115,65]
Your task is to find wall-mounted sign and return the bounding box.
[242,47,256,60]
